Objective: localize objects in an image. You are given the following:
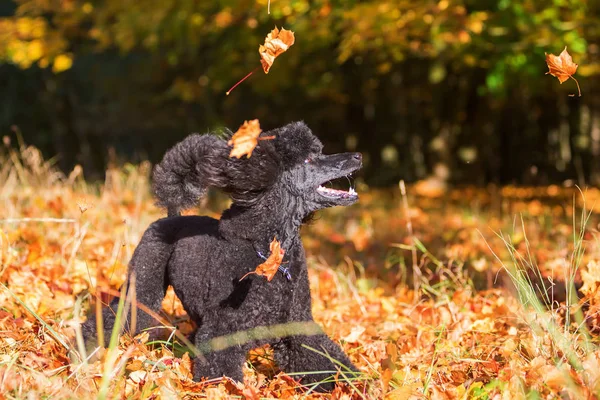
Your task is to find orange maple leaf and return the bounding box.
[259,27,295,74]
[228,119,261,158]
[240,238,286,282]
[228,120,275,158]
[228,119,274,159]
[545,47,581,96]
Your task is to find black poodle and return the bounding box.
[82,121,362,390]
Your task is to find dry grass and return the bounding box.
[1,141,600,399]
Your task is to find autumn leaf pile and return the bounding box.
[2,145,600,399]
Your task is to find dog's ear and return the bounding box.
[270,121,323,168]
[220,121,324,206]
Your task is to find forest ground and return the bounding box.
[1,146,600,399]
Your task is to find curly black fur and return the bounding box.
[82,121,363,391]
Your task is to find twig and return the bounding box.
[0,217,77,224]
[226,68,258,95]
[569,75,582,97]
[65,222,88,275]
[399,180,420,301]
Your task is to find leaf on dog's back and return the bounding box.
[259,27,295,74]
[240,238,285,282]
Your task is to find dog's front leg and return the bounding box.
[273,333,359,392]
[192,330,247,383]
[192,346,246,383]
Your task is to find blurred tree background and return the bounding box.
[0,0,599,187]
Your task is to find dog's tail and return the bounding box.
[152,134,229,217]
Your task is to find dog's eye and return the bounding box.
[304,158,311,164]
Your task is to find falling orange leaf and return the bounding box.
[545,47,578,83]
[259,27,295,74]
[240,238,285,282]
[225,27,294,95]
[545,47,581,97]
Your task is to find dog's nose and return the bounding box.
[352,153,362,161]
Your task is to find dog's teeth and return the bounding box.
[317,184,357,198]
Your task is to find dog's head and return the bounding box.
[219,121,362,215]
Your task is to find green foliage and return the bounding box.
[3,0,595,85]
[0,0,599,185]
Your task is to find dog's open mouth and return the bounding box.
[312,153,362,205]
[316,178,358,201]
[316,185,357,199]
